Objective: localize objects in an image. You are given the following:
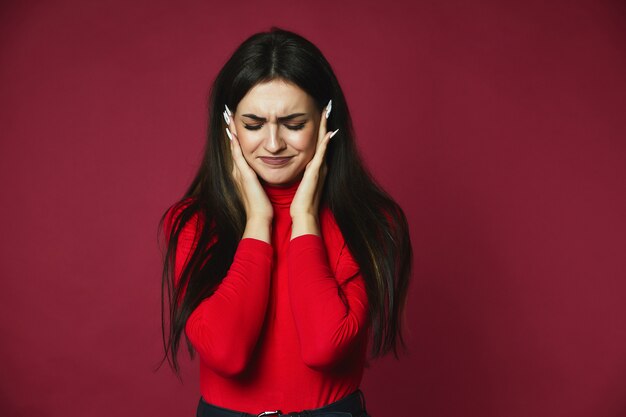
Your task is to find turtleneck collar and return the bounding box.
[261,178,301,207]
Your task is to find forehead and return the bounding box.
[238,79,315,113]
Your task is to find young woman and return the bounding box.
[158,27,413,417]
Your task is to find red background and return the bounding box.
[1,1,625,416]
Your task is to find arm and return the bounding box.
[167,208,273,377]
[287,233,369,370]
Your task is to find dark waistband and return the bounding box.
[197,389,367,417]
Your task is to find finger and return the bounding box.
[230,132,237,173]
[230,135,241,192]
[229,110,238,138]
[229,129,244,165]
[227,124,239,170]
[224,105,239,138]
[308,129,334,172]
[318,99,331,145]
[228,127,257,183]
[224,110,243,153]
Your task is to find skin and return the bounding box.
[224,79,336,244]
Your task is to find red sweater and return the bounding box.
[168,179,370,414]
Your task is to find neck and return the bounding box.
[261,177,302,207]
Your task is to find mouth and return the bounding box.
[259,156,294,166]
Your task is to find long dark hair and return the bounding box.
[156,26,413,377]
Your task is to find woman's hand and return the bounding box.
[225,107,274,224]
[290,100,338,237]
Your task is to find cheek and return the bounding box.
[300,130,318,163]
[236,134,258,155]
[289,128,317,152]
[298,139,317,165]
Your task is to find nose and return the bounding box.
[263,123,287,153]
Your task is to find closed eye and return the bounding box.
[243,123,306,131]
[286,123,306,131]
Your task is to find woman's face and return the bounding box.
[232,79,321,187]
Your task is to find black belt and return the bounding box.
[197,389,368,417]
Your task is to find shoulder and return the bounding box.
[163,197,211,241]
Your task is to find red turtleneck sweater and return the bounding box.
[165,179,370,414]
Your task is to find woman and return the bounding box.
[158,27,412,417]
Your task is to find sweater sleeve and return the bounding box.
[287,233,369,370]
[168,209,274,377]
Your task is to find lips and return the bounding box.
[259,156,293,166]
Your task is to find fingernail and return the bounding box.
[223,110,230,124]
[325,99,332,119]
[329,128,339,138]
[225,104,232,116]
[225,128,233,141]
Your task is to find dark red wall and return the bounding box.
[1,1,624,416]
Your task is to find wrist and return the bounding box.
[290,212,318,221]
[243,217,272,243]
[247,215,273,225]
[290,214,320,239]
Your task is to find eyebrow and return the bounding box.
[241,113,307,122]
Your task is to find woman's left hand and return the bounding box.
[290,101,338,223]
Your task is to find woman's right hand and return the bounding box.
[225,108,274,224]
